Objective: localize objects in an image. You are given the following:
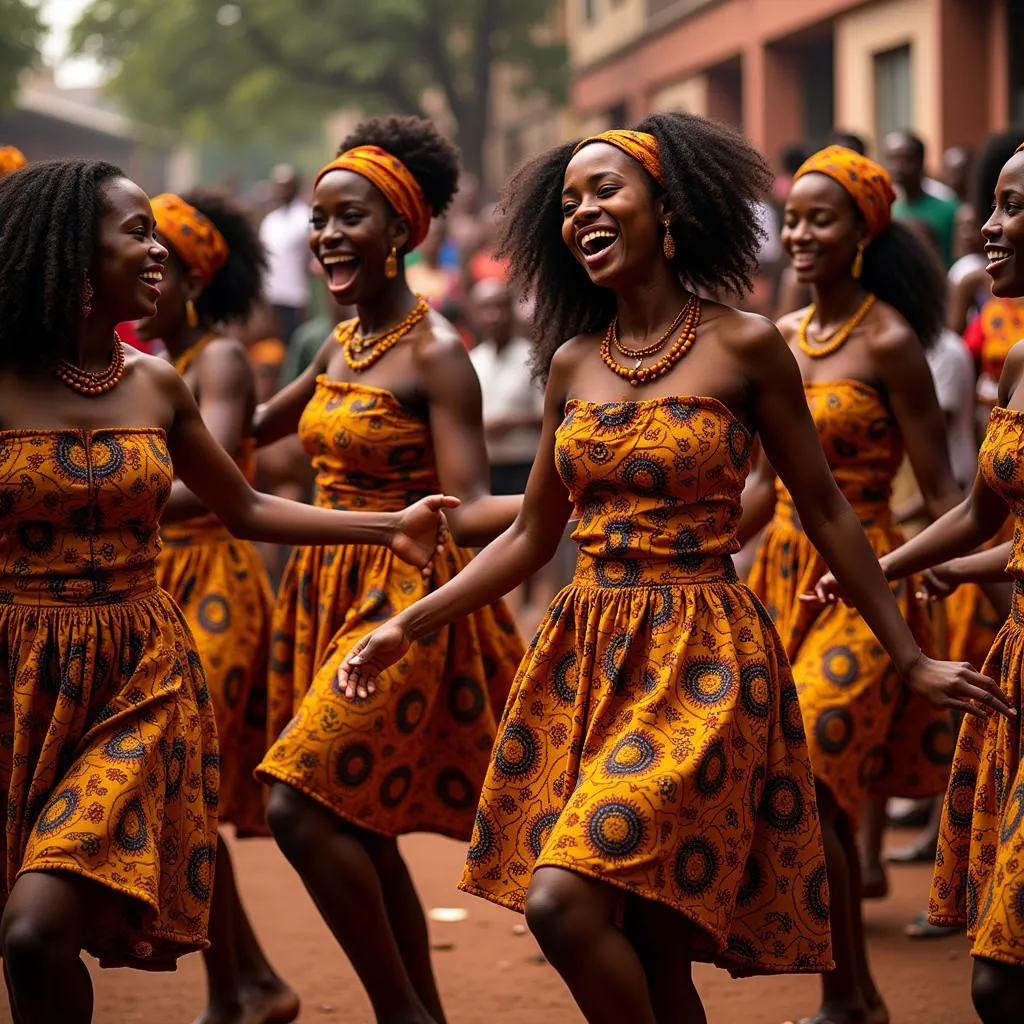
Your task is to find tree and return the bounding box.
[0,0,43,109]
[72,0,566,181]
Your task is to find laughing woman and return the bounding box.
[252,116,523,1024]
[333,114,1006,1024]
[0,159,454,1024]
[134,190,297,1024]
[740,146,961,1024]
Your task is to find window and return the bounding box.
[873,44,912,143]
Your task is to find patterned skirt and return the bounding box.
[460,553,834,977]
[257,538,523,840]
[157,527,273,837]
[930,582,1024,965]
[0,590,219,969]
[747,505,955,821]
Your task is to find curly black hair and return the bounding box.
[973,128,1024,226]
[861,218,946,348]
[172,189,266,324]
[495,112,774,378]
[337,115,461,227]
[0,158,124,374]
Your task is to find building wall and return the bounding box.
[568,0,646,68]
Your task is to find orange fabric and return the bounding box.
[793,145,896,240]
[460,397,833,976]
[572,130,666,187]
[930,406,1024,965]
[0,145,26,178]
[747,382,955,821]
[258,379,522,838]
[316,146,431,251]
[977,297,1024,387]
[151,193,229,285]
[159,436,272,838]
[0,429,218,969]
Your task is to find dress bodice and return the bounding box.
[555,397,752,582]
[298,378,440,512]
[0,429,172,604]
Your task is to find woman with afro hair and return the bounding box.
[334,113,1011,1023]
[252,116,523,1023]
[133,190,298,1024]
[0,159,454,1024]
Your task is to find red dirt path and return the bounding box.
[1,829,978,1023]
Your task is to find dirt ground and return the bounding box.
[0,826,980,1024]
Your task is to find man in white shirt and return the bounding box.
[259,164,311,343]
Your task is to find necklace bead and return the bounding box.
[335,296,430,371]
[600,295,702,386]
[797,293,876,358]
[55,333,126,396]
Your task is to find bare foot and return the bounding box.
[864,991,890,1024]
[783,1001,872,1024]
[860,864,888,900]
[193,984,300,1024]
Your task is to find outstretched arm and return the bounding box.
[917,541,1014,601]
[739,316,1011,718]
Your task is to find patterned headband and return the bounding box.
[793,145,896,240]
[315,145,432,251]
[151,193,230,285]
[571,130,666,188]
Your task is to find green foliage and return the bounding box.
[0,0,43,109]
[71,0,566,173]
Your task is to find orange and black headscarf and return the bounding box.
[572,129,666,187]
[0,146,26,179]
[315,146,432,251]
[793,145,896,240]
[150,193,230,286]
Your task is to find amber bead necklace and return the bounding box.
[600,293,702,387]
[335,296,430,372]
[797,293,876,359]
[55,333,126,396]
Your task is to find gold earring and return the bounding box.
[384,245,398,279]
[662,217,675,260]
[186,298,199,328]
[81,278,94,318]
[851,242,865,280]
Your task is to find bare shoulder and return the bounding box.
[864,301,919,361]
[999,339,1024,405]
[125,346,179,391]
[703,302,788,361]
[412,309,473,371]
[776,306,808,343]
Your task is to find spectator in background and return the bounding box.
[405,218,461,308]
[259,164,310,342]
[941,145,974,202]
[829,130,867,155]
[885,130,959,265]
[281,258,353,385]
[465,203,510,287]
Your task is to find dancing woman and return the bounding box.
[335,115,1007,1024]
[0,159,452,1024]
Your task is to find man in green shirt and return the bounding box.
[884,130,959,267]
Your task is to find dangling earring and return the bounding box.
[384,245,398,280]
[185,299,199,328]
[851,242,865,280]
[662,217,675,260]
[81,277,94,318]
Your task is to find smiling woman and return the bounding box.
[0,158,457,1024]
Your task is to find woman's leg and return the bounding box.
[857,798,889,899]
[971,958,1024,1024]
[266,782,441,1024]
[198,832,299,1024]
[525,867,656,1024]
[1,871,96,1024]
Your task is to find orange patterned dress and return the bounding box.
[0,429,219,969]
[944,298,1023,671]
[747,381,955,822]
[930,405,1024,964]
[157,440,272,838]
[460,397,833,976]
[257,379,522,839]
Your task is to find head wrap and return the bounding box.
[151,193,229,286]
[793,145,896,240]
[572,130,666,187]
[0,146,26,179]
[315,145,431,251]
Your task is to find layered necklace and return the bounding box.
[55,333,126,396]
[797,293,876,358]
[336,296,430,372]
[173,332,217,375]
[600,293,702,387]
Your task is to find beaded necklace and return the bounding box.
[335,296,430,372]
[797,294,876,359]
[55,333,126,396]
[600,294,702,387]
